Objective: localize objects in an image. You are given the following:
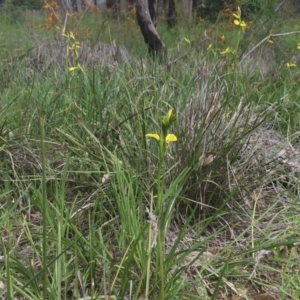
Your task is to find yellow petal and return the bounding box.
[68,66,77,71]
[232,13,239,18]
[146,133,160,140]
[166,134,177,143]
[167,109,173,118]
[286,62,296,68]
[234,20,240,26]
[184,37,191,45]
[70,31,76,40]
[240,21,247,27]
[220,47,230,55]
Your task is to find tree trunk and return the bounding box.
[119,0,127,13]
[184,0,192,22]
[148,0,157,25]
[136,0,166,61]
[106,0,114,9]
[65,0,73,12]
[167,0,176,28]
[76,0,82,11]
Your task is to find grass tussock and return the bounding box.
[1,6,300,300]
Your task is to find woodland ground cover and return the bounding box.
[1,5,300,300]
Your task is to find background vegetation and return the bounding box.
[1,0,300,299]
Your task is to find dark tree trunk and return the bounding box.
[167,0,176,28]
[71,0,77,11]
[136,0,166,61]
[127,0,135,9]
[148,0,157,25]
[106,0,116,9]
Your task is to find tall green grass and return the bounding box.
[0,8,300,299]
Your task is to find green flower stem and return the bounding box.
[158,227,165,299]
[146,109,177,299]
[157,133,166,299]
[145,194,153,299]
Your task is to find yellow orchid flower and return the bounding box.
[69,31,76,40]
[146,108,177,155]
[162,109,176,129]
[233,6,242,19]
[220,47,229,55]
[166,109,174,120]
[68,66,78,72]
[69,42,80,51]
[220,47,235,55]
[146,133,177,143]
[233,7,246,29]
[234,20,247,28]
[286,62,296,68]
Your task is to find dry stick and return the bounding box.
[62,11,68,35]
[239,0,289,60]
[239,31,300,65]
[274,0,286,12]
